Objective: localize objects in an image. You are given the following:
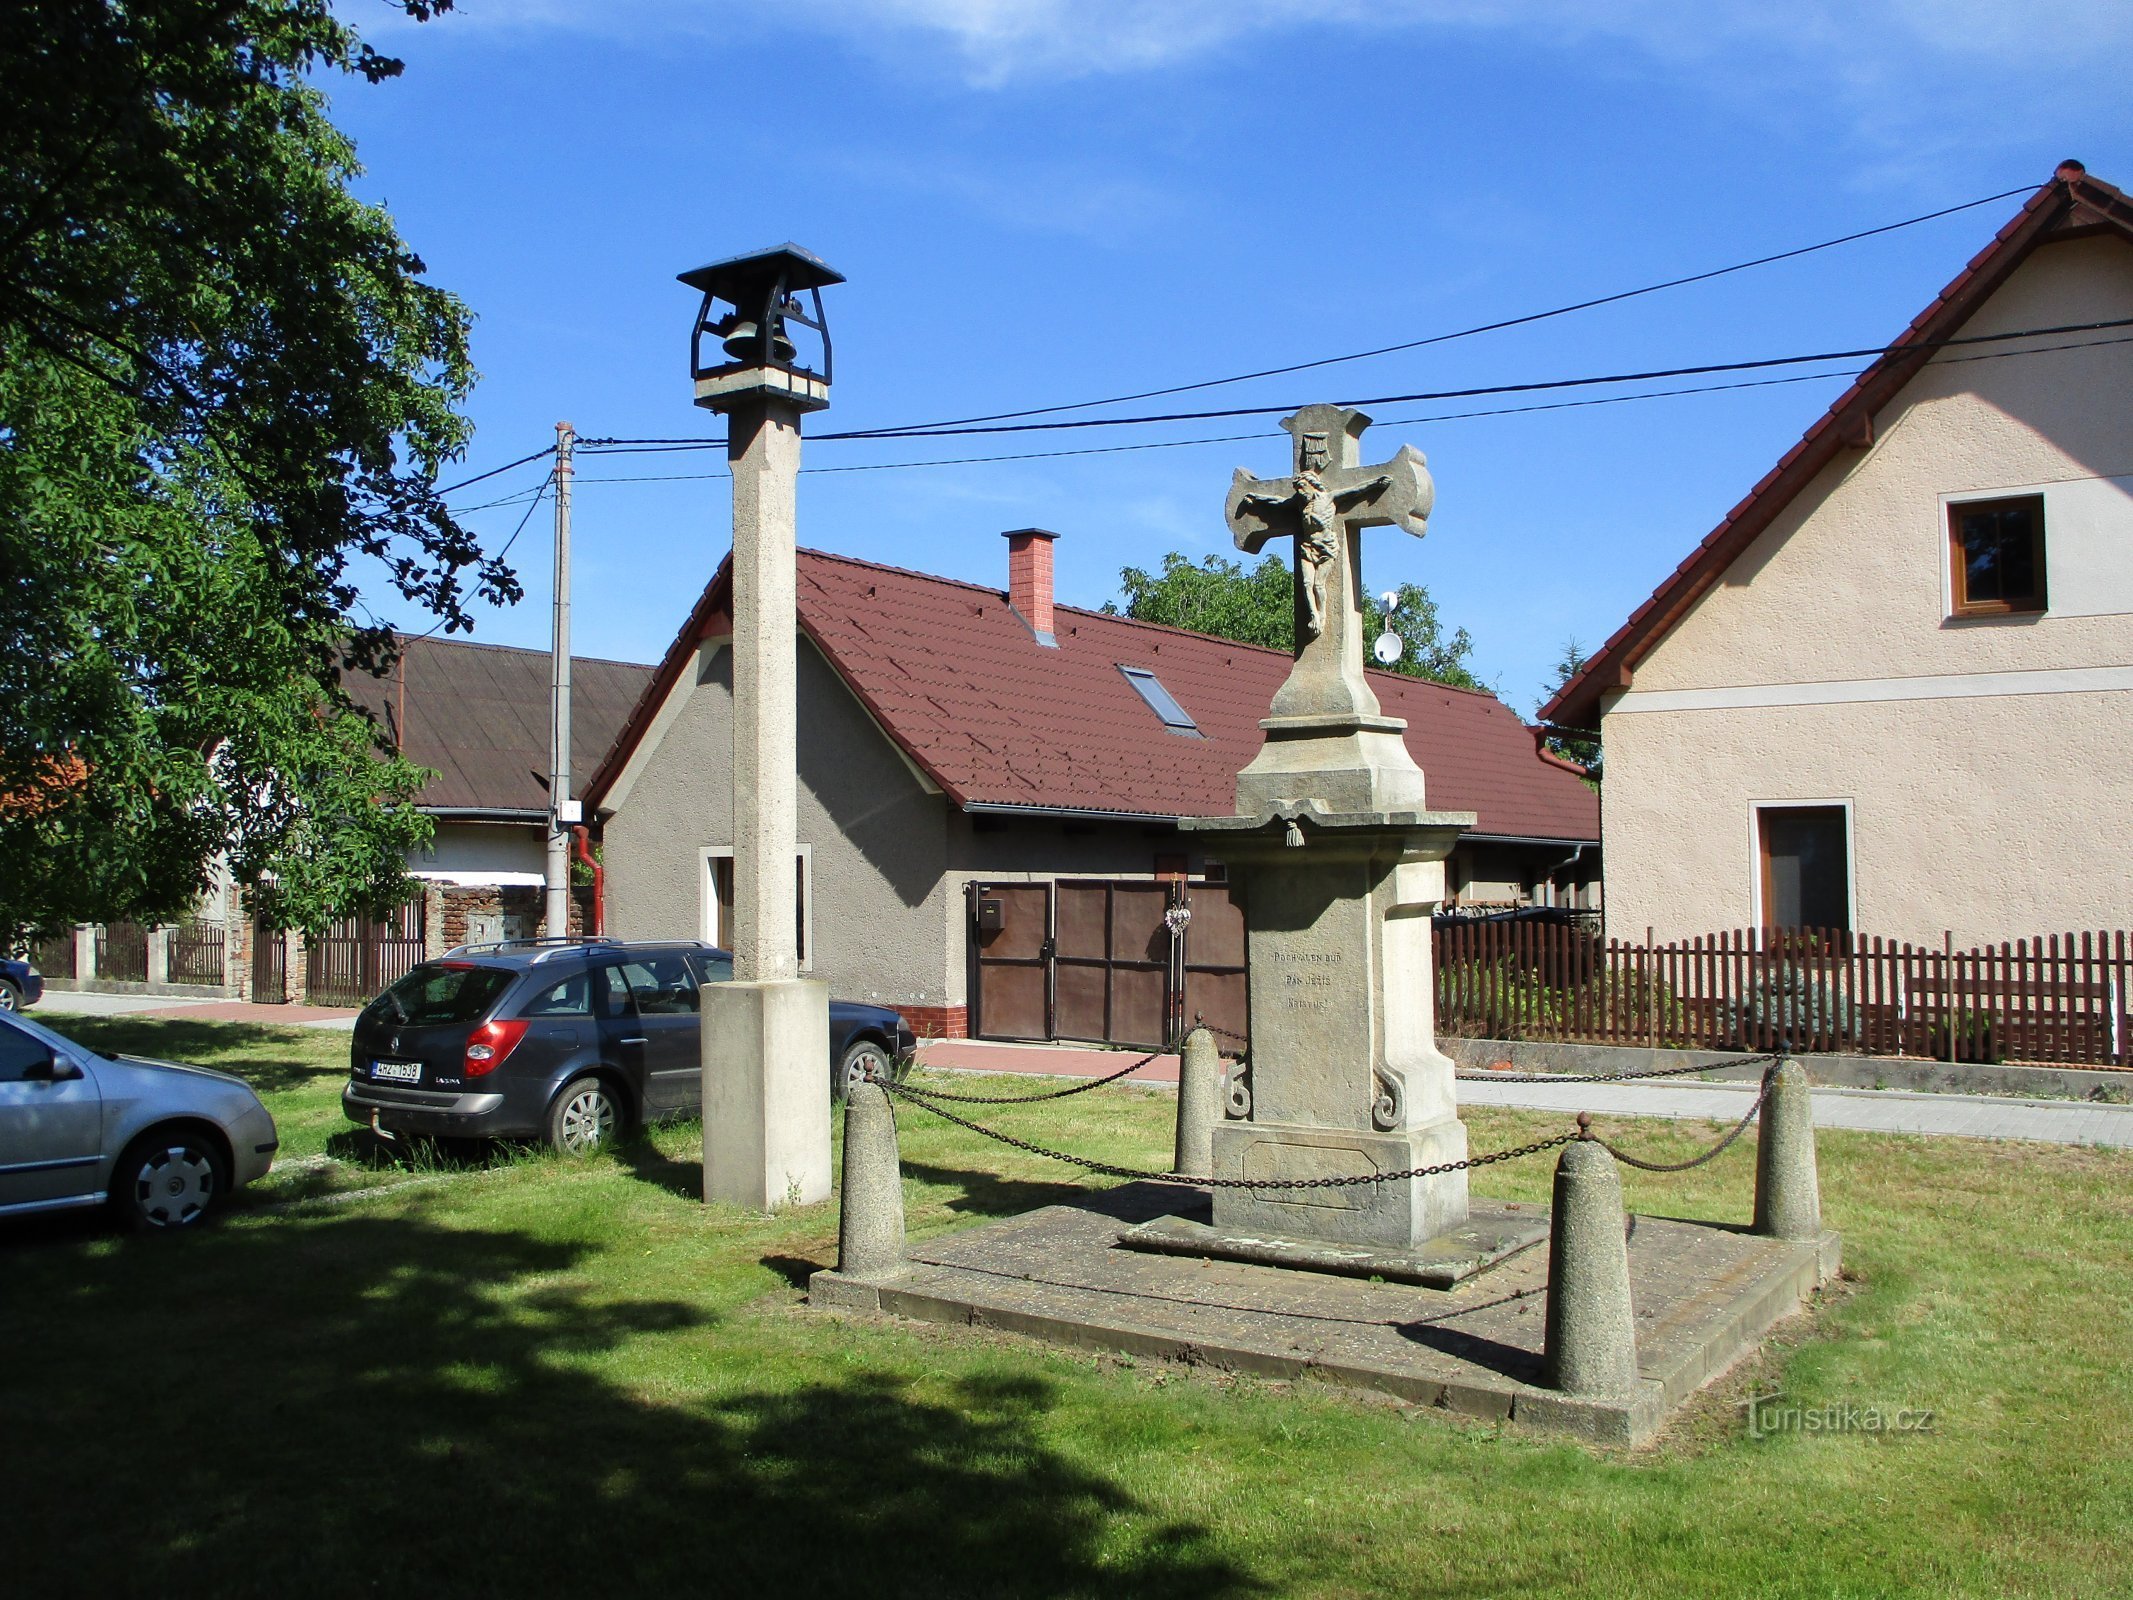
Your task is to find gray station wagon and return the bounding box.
[343,938,915,1154]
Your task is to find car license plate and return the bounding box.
[371,1059,423,1084]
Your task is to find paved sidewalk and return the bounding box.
[918,1038,1180,1085]
[1458,1074,2133,1149]
[916,1038,2133,1149]
[32,990,359,1030]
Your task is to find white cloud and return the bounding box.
[386,0,2133,89]
[359,0,2132,170]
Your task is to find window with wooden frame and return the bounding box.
[1948,494,2047,616]
[702,847,812,971]
[1755,806,1850,934]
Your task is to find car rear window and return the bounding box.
[367,963,515,1027]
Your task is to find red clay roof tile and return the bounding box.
[587,548,1598,844]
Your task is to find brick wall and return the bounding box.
[896,1004,968,1040]
[437,883,594,948]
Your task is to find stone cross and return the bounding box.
[1226,405,1432,719]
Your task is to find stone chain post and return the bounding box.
[1753,1059,1822,1240]
[835,1081,906,1277]
[1543,1141,1640,1396]
[1173,1026,1221,1179]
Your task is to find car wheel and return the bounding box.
[113,1129,227,1232]
[836,1038,894,1103]
[0,978,21,1011]
[546,1075,623,1156]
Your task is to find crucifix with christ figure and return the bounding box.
[1225,405,1433,725]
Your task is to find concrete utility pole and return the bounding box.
[544,420,577,939]
[678,243,843,1211]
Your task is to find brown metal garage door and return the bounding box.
[968,879,1248,1050]
[968,882,1052,1041]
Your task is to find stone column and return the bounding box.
[701,395,831,1212]
[74,923,96,984]
[146,926,170,987]
[726,401,802,984]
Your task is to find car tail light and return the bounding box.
[464,1018,530,1077]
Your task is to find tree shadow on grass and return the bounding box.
[38,1015,344,1095]
[1,1200,1254,1599]
[899,1159,1098,1219]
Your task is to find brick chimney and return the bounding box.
[1003,528,1059,647]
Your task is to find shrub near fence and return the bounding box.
[1432,922,2133,1068]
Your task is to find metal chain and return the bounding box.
[893,1046,1171,1105]
[1453,1050,1785,1087]
[1189,1019,1783,1089]
[1589,1076,1774,1172]
[879,1062,1777,1183]
[877,1075,1579,1189]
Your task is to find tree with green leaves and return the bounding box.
[1536,638,1601,778]
[1109,551,1487,692]
[0,1,511,937]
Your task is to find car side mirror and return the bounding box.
[21,1052,81,1083]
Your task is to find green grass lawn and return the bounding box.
[5,1016,2130,1598]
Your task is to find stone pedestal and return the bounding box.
[1185,804,1475,1253]
[702,978,831,1211]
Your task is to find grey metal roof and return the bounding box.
[342,637,653,814]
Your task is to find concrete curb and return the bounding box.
[1443,1036,2130,1103]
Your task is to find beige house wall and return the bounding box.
[1601,233,2133,945]
[602,637,962,1012]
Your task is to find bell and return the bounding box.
[721,318,797,365]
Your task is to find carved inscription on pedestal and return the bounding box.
[1277,951,1344,1017]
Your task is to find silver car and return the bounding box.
[0,1009,277,1230]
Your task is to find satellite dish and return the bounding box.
[1372,630,1403,666]
[1379,590,1400,614]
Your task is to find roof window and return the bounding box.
[1118,665,1202,736]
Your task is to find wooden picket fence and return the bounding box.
[1433,921,2133,1068]
[169,919,228,986]
[304,901,427,1009]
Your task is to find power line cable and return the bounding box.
[562,330,2133,485]
[577,316,2133,453]
[434,445,557,498]
[842,183,2037,433]
[401,472,553,642]
[574,186,2035,457]
[487,471,554,564]
[451,483,550,514]
[821,316,2133,441]
[566,369,1855,485]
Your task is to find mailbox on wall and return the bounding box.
[977,898,1006,934]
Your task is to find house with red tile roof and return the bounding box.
[1542,162,2133,948]
[583,535,1598,1043]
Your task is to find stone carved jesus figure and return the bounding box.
[1235,465,1394,640]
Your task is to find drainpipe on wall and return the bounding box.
[1542,842,1587,908]
[570,824,604,936]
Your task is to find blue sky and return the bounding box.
[335,0,2133,716]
